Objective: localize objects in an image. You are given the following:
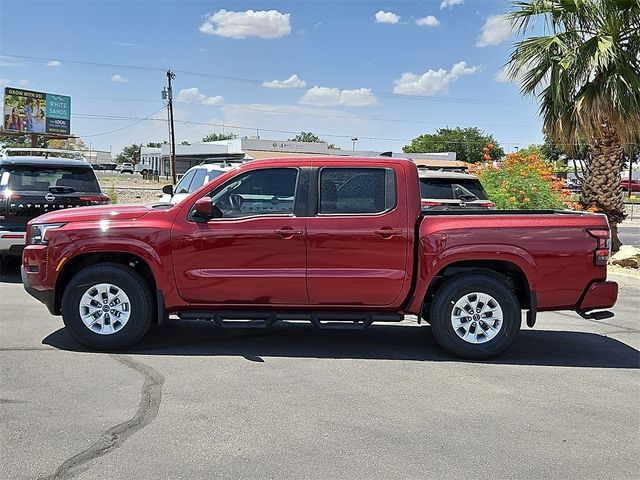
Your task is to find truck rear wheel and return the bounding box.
[429,274,521,359]
[61,263,153,350]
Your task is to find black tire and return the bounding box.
[61,263,154,350]
[429,273,521,359]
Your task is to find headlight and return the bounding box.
[28,223,66,245]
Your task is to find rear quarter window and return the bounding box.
[0,165,101,193]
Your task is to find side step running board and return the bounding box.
[577,310,615,321]
[177,310,404,330]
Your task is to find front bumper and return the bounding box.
[0,231,25,255]
[21,265,56,315]
[577,280,618,312]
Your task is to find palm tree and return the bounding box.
[506,0,640,250]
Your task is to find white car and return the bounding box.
[160,163,237,204]
[117,162,134,174]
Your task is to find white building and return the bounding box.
[149,137,456,179]
[80,149,112,165]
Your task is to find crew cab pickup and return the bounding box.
[21,157,618,359]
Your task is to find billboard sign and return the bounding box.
[3,87,71,135]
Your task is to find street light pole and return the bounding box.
[166,69,177,185]
[351,137,358,151]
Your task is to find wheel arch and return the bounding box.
[54,252,158,315]
[421,260,531,321]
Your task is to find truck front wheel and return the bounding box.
[61,263,153,350]
[429,274,521,359]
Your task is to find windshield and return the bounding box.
[0,166,101,193]
[420,178,488,200]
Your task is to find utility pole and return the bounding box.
[166,69,177,185]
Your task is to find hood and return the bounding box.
[30,204,153,225]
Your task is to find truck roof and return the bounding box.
[417,169,479,180]
[250,156,416,167]
[0,156,92,168]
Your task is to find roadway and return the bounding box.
[1,259,638,479]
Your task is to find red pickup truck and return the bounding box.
[21,157,618,359]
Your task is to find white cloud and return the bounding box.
[477,14,512,47]
[416,16,440,27]
[17,79,29,86]
[301,86,378,107]
[375,11,400,24]
[0,55,24,67]
[440,0,464,9]
[0,79,11,86]
[263,74,307,89]
[112,42,147,48]
[199,9,291,39]
[495,61,537,86]
[176,87,224,106]
[46,60,62,67]
[393,61,481,96]
[494,67,512,83]
[220,103,372,148]
[111,74,128,83]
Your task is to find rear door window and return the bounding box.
[319,168,396,214]
[0,166,101,193]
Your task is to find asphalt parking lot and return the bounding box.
[1,257,638,480]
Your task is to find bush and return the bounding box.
[106,185,118,204]
[474,153,565,209]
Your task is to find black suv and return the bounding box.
[0,149,110,258]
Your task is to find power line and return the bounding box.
[1,52,526,106]
[71,101,539,129]
[77,106,166,139]
[70,111,640,148]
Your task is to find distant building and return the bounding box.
[151,137,457,179]
[80,150,112,164]
[140,146,163,174]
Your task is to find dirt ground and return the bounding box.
[97,172,166,205]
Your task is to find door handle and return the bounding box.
[374,228,402,238]
[275,227,304,238]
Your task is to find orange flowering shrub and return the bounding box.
[472,153,564,209]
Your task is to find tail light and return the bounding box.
[478,201,495,208]
[80,195,111,205]
[587,229,611,266]
[0,192,21,200]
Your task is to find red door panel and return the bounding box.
[306,166,409,306]
[172,217,308,305]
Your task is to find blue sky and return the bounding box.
[0,0,543,154]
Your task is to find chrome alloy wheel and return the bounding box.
[451,292,503,344]
[79,283,131,335]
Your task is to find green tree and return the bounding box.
[202,132,236,142]
[145,141,166,148]
[116,144,141,165]
[180,140,191,146]
[506,0,640,250]
[288,131,338,149]
[0,134,48,148]
[403,127,505,163]
[47,137,88,151]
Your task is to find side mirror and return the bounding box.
[194,197,214,217]
[162,185,173,196]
